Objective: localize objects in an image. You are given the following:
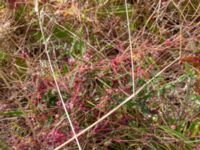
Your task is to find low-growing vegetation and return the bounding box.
[0,0,199,150]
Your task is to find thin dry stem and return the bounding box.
[34,1,82,150]
[125,0,135,93]
[54,57,180,150]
